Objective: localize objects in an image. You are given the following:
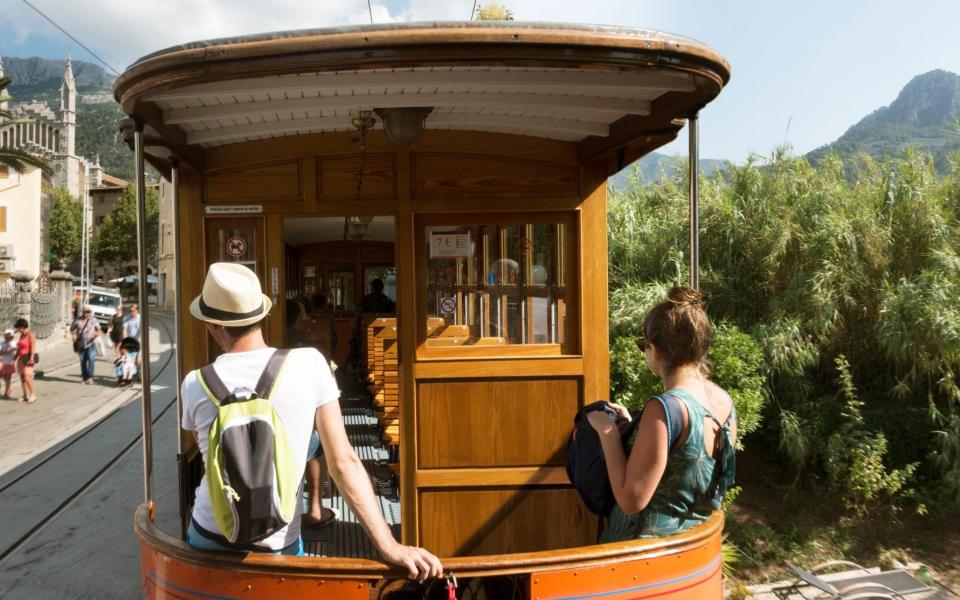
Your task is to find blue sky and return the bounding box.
[0,0,957,162]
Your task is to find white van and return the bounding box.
[78,286,123,327]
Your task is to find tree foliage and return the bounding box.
[608,147,960,511]
[46,186,83,268]
[475,2,514,20]
[91,184,159,276]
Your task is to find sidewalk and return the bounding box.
[34,334,85,376]
[0,315,174,477]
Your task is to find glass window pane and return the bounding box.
[425,221,569,352]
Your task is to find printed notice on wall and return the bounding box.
[429,231,471,258]
[205,205,264,215]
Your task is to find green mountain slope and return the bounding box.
[609,152,727,190]
[2,56,131,177]
[808,69,960,170]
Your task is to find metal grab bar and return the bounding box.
[134,123,154,506]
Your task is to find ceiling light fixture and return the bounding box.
[374,107,433,146]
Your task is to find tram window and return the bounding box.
[327,271,354,311]
[424,220,571,352]
[364,266,397,302]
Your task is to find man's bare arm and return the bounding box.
[314,402,442,580]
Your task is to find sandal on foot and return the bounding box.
[303,507,339,528]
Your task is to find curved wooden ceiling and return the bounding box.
[114,22,730,172]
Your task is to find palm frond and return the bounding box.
[0,147,54,176]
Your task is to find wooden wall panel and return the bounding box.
[206,161,301,202]
[414,154,578,198]
[579,164,610,404]
[295,240,395,264]
[319,154,396,201]
[419,488,596,557]
[417,378,580,468]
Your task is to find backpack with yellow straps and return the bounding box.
[195,349,301,544]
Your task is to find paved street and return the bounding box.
[0,314,181,599]
[0,332,145,477]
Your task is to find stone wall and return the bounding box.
[10,270,73,351]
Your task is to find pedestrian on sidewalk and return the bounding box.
[123,304,141,341]
[124,303,142,373]
[14,318,37,403]
[0,329,17,399]
[70,289,82,320]
[109,306,124,355]
[70,306,101,385]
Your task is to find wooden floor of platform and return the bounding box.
[301,386,400,559]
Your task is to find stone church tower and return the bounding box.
[0,55,88,198]
[52,57,84,197]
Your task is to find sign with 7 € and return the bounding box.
[430,231,471,258]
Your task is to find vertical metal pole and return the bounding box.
[134,122,154,507]
[688,114,700,291]
[84,172,92,294]
[170,160,184,457]
[80,170,89,305]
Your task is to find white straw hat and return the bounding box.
[189,262,272,326]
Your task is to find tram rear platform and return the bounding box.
[302,371,401,559]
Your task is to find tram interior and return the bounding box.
[283,216,403,557]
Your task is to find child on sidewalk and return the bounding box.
[0,329,17,398]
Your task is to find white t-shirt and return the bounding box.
[123,314,141,339]
[1,341,16,366]
[181,346,339,550]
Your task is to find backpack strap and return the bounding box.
[254,349,290,399]
[651,392,686,450]
[196,364,231,408]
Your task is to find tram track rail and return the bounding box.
[0,317,177,565]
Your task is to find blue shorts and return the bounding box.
[308,430,324,459]
[187,520,304,556]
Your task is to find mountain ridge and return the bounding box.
[807,69,960,170]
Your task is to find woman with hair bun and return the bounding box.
[587,286,738,540]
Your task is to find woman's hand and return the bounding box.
[586,410,618,436]
[607,402,631,422]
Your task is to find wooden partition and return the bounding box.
[175,130,609,556]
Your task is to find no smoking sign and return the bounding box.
[440,297,456,314]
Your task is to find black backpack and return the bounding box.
[566,395,685,516]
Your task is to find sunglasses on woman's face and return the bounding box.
[636,338,649,352]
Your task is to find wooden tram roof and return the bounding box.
[114,22,730,175]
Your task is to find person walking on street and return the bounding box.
[0,329,17,399]
[70,306,102,384]
[14,318,37,403]
[70,289,83,320]
[181,262,442,579]
[123,304,141,341]
[109,306,125,355]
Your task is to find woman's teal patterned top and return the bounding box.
[601,388,736,542]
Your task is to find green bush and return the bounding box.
[824,357,919,516]
[608,147,960,509]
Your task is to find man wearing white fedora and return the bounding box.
[180,262,442,580]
